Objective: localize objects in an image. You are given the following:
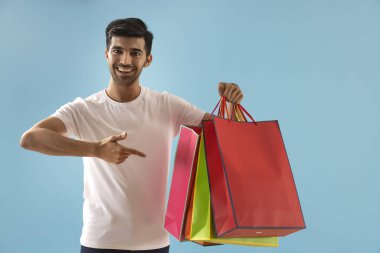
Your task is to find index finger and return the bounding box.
[120,146,147,158]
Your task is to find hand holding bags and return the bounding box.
[165,97,305,247]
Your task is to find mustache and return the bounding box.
[113,64,135,68]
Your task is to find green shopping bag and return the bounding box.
[189,135,279,247]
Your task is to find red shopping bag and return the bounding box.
[203,98,306,238]
[164,125,201,241]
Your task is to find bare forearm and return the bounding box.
[20,128,98,157]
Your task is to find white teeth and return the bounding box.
[117,67,134,73]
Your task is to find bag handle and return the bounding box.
[209,96,257,124]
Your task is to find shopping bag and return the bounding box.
[164,125,219,246]
[189,135,278,247]
[203,98,306,238]
[164,125,201,241]
[184,179,221,247]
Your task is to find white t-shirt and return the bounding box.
[51,86,205,250]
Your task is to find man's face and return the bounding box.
[105,36,152,87]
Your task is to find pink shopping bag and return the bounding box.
[164,125,201,241]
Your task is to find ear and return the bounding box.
[143,54,153,67]
[105,48,109,61]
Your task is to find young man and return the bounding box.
[20,18,243,253]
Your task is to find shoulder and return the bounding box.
[57,90,105,114]
[147,87,186,101]
[76,90,107,110]
[83,90,106,104]
[142,86,174,104]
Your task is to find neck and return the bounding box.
[106,78,141,102]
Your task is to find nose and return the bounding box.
[120,52,132,65]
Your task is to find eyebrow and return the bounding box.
[111,46,143,53]
[130,48,143,53]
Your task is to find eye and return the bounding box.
[131,51,142,56]
[112,49,122,54]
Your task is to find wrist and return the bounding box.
[88,141,101,158]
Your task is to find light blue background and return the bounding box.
[1,0,379,252]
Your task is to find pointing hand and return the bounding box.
[95,132,146,164]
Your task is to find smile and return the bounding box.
[116,66,135,74]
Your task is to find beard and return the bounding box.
[109,64,143,87]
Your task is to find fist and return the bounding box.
[218,82,244,104]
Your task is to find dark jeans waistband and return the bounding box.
[80,245,170,253]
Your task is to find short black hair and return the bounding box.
[105,18,153,55]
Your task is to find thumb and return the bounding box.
[110,132,127,142]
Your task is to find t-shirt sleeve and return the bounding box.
[50,97,84,139]
[165,92,206,136]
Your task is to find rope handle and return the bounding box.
[209,96,257,124]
